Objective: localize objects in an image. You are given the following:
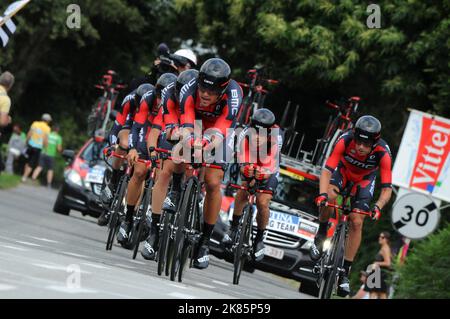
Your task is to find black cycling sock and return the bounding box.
[151,213,161,228]
[343,259,353,275]
[318,221,328,236]
[171,173,183,192]
[110,169,121,186]
[255,228,266,243]
[231,214,241,228]
[126,205,135,223]
[202,222,215,243]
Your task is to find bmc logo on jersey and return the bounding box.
[122,93,135,105]
[141,90,153,103]
[230,89,240,116]
[179,78,196,102]
[344,155,376,170]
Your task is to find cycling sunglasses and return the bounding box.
[198,82,222,96]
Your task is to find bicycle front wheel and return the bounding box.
[157,211,173,276]
[106,178,127,250]
[233,205,253,285]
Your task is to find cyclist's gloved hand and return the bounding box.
[149,151,158,167]
[242,164,255,179]
[315,193,328,207]
[255,166,271,181]
[371,205,382,221]
[127,148,139,165]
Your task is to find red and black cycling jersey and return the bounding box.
[161,82,181,131]
[237,125,283,174]
[179,79,243,138]
[108,89,139,145]
[129,89,159,149]
[325,130,393,188]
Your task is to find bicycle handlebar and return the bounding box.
[228,183,273,195]
[103,147,158,168]
[153,147,223,170]
[325,202,372,217]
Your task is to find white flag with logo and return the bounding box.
[0,0,30,47]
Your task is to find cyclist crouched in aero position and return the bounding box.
[140,70,199,260]
[98,83,154,224]
[178,58,244,269]
[115,74,177,245]
[310,115,393,297]
[222,109,283,262]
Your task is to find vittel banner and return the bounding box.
[393,110,450,202]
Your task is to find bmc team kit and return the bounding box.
[154,147,223,283]
[227,178,273,285]
[102,147,157,252]
[313,183,372,299]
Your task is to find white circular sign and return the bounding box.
[391,193,440,239]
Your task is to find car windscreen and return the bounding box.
[80,141,108,165]
[273,171,319,217]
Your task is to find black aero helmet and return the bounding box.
[354,115,381,144]
[250,108,276,129]
[136,83,154,99]
[176,69,199,100]
[198,58,231,95]
[156,73,177,97]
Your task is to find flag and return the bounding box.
[0,0,30,48]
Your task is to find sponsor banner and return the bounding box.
[393,110,450,202]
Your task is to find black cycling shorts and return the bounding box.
[38,153,55,171]
[330,164,376,212]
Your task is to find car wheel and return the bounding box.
[53,188,70,215]
[243,263,255,273]
[299,280,319,297]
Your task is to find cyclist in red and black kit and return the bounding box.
[178,58,243,269]
[99,84,154,215]
[222,109,283,262]
[310,115,393,297]
[141,69,199,260]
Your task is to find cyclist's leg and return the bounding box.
[125,161,147,222]
[222,184,248,246]
[345,172,375,263]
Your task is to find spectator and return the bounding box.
[0,71,14,127]
[31,124,63,188]
[0,71,15,172]
[5,124,26,174]
[366,231,392,299]
[352,271,370,299]
[22,113,52,182]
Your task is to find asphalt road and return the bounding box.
[0,184,313,299]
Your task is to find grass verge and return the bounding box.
[0,173,21,190]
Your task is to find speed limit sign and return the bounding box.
[391,193,441,239]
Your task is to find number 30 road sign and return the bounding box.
[391,193,440,239]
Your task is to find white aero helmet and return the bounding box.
[172,49,197,67]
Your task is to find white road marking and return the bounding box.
[0,244,28,251]
[169,283,188,290]
[168,292,196,299]
[15,241,41,247]
[60,252,89,258]
[128,260,146,265]
[81,262,111,270]
[0,284,16,291]
[212,280,230,286]
[195,283,216,289]
[114,264,136,269]
[27,236,59,243]
[32,263,92,274]
[45,285,98,294]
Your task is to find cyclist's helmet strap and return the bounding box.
[198,58,231,96]
[353,115,381,144]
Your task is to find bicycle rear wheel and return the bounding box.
[106,177,127,250]
[132,179,153,259]
[157,210,173,276]
[318,226,345,299]
[170,178,198,282]
[233,205,253,285]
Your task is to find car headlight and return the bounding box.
[301,240,313,250]
[67,170,83,187]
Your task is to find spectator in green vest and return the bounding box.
[32,124,63,188]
